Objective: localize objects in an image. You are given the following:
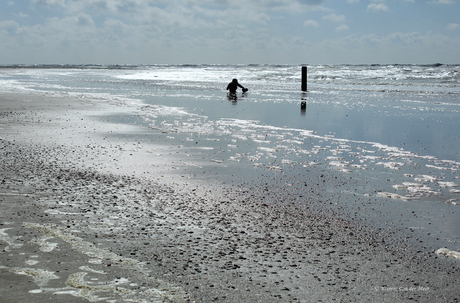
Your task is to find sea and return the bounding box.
[1,64,459,251]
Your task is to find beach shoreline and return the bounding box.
[1,90,459,302]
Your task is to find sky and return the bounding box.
[0,0,459,64]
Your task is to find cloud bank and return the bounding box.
[0,0,458,64]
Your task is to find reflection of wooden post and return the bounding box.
[301,66,307,92]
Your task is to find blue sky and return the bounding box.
[0,0,459,64]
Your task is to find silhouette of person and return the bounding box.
[227,79,248,93]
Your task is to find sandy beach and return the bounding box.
[1,90,459,302]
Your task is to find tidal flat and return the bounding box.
[0,87,459,302]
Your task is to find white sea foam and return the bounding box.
[116,68,234,83]
[393,183,422,190]
[446,199,460,205]
[426,164,450,171]
[258,146,278,153]
[406,185,435,195]
[414,175,439,183]
[282,139,303,145]
[438,181,458,188]
[78,266,106,274]
[8,267,59,286]
[326,156,344,160]
[0,228,23,250]
[377,192,416,201]
[21,222,188,301]
[435,248,460,259]
[329,161,349,168]
[45,209,77,215]
[141,104,192,118]
[25,260,40,266]
[360,155,382,161]
[377,162,405,170]
[266,165,283,171]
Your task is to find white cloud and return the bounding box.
[0,20,19,30]
[367,3,390,12]
[26,0,313,28]
[322,14,346,22]
[297,0,326,4]
[304,19,319,27]
[1,0,459,64]
[32,0,66,7]
[257,0,327,8]
[313,31,460,63]
[193,5,270,26]
[103,18,127,33]
[31,0,327,14]
[429,0,453,3]
[76,13,94,26]
[446,23,460,30]
[241,0,328,13]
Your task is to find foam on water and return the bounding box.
[116,68,233,83]
[132,104,460,202]
[0,223,189,302]
[0,228,23,250]
[2,267,60,286]
[3,64,459,96]
[25,260,40,266]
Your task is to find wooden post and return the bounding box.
[301,66,307,92]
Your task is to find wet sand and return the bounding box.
[1,91,459,302]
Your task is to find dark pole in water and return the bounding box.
[301,66,307,92]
